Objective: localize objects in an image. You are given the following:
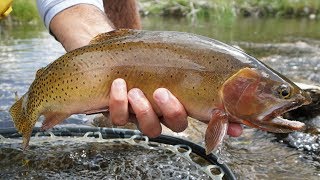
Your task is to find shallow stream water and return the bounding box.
[0,17,320,179]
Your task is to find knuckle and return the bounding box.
[111,96,127,105]
[165,109,186,120]
[135,107,151,119]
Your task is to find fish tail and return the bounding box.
[9,96,34,149]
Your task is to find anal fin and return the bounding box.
[205,110,229,155]
[41,112,70,131]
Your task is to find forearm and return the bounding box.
[103,0,141,29]
[50,4,114,51]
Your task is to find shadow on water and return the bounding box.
[0,17,320,179]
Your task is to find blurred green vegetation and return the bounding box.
[2,0,319,23]
[10,0,39,22]
[140,0,320,19]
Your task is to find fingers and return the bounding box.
[109,78,129,126]
[128,88,162,137]
[153,88,188,132]
[227,123,243,137]
[109,79,187,136]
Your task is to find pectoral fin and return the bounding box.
[205,110,229,155]
[41,112,70,131]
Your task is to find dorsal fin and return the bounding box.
[14,91,19,101]
[89,29,138,44]
[35,67,45,78]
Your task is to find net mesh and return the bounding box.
[0,131,225,179]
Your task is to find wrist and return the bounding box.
[50,4,114,51]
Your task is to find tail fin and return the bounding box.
[9,96,33,149]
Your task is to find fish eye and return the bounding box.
[277,84,291,99]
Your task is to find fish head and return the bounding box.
[221,67,311,133]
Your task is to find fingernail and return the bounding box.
[154,88,169,104]
[128,88,143,101]
[113,78,125,89]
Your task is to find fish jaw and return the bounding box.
[221,67,311,133]
[250,85,310,132]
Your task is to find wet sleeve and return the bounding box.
[36,0,105,30]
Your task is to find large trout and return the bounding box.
[10,29,311,153]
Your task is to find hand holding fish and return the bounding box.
[48,4,243,138]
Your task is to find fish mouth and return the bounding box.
[251,94,311,133]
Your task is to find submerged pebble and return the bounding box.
[286,132,320,153]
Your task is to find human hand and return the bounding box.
[109,78,243,137]
[48,4,243,138]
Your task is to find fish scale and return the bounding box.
[10,29,311,153]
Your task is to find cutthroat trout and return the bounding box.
[10,29,311,153]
